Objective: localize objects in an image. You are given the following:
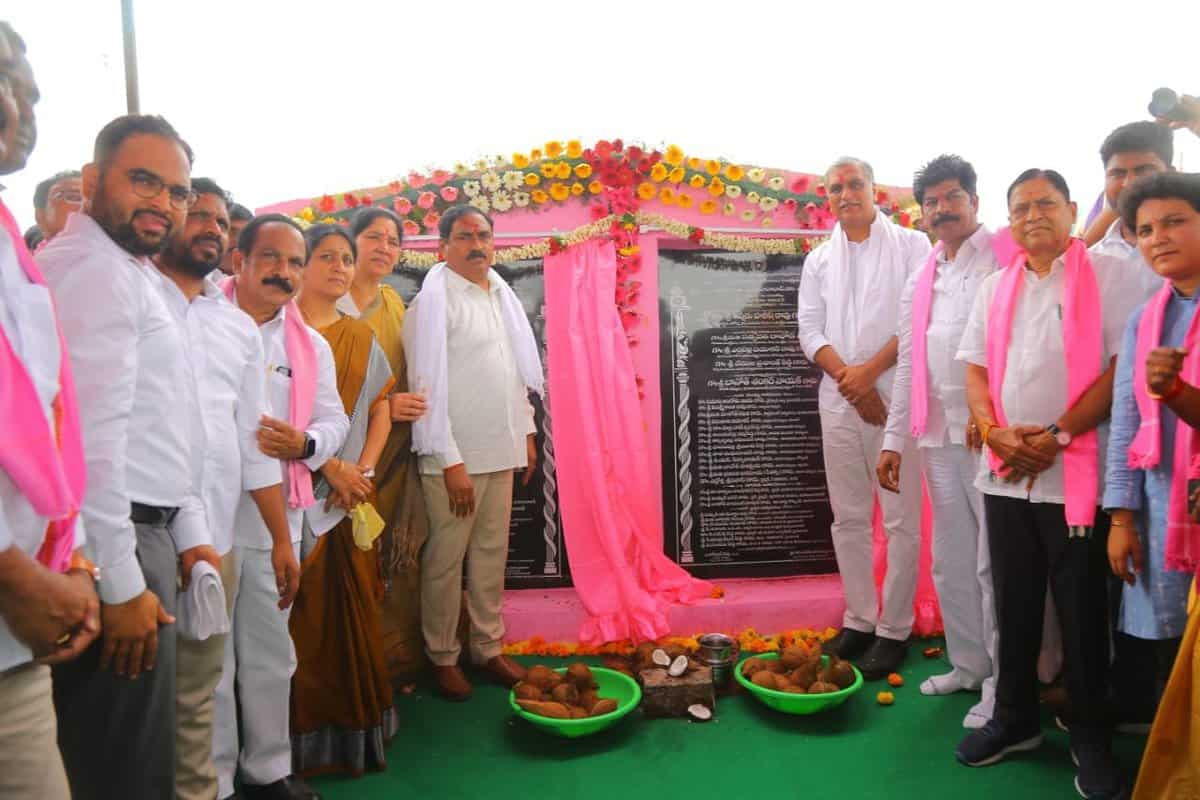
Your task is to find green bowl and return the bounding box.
[508,666,642,738]
[735,653,863,715]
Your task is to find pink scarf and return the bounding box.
[220,277,318,509]
[1128,282,1200,573]
[910,227,1016,438]
[0,198,85,572]
[985,238,1102,531]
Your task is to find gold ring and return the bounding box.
[56,633,71,645]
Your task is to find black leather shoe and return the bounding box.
[825,628,875,660]
[242,775,323,800]
[855,636,909,680]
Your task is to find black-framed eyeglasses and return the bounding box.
[126,168,197,209]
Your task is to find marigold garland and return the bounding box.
[500,627,843,657]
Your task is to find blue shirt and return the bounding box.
[1104,289,1197,639]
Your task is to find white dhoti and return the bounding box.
[821,405,922,641]
[213,543,299,797]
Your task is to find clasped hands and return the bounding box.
[835,363,887,426]
[986,424,1060,487]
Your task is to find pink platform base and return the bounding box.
[502,575,847,644]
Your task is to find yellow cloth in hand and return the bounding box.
[350,502,385,551]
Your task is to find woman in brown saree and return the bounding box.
[290,224,397,777]
[343,207,428,686]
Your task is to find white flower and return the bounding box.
[474,159,489,170]
[461,180,481,198]
[741,209,757,222]
[502,171,524,190]
[746,191,761,204]
[761,216,774,227]
[492,190,513,212]
[513,191,531,208]
[767,175,785,191]
[722,202,737,216]
[471,195,491,214]
[454,162,470,176]
[725,184,742,199]
[481,171,501,192]
[747,167,766,183]
[759,196,779,213]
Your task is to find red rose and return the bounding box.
[581,148,594,163]
[875,189,889,204]
[628,146,643,161]
[548,237,564,255]
[816,184,827,197]
[344,194,360,208]
[612,138,624,152]
[589,203,609,221]
[899,211,911,227]
[783,198,798,210]
[319,194,336,213]
[791,176,810,193]
[595,140,613,159]
[688,227,705,244]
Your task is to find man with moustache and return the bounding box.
[39,114,210,799]
[33,170,82,246]
[0,22,99,800]
[153,179,300,800]
[797,157,932,679]
[221,202,252,276]
[877,155,999,727]
[403,204,539,700]
[215,213,348,800]
[955,169,1148,798]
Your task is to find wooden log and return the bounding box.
[639,665,716,718]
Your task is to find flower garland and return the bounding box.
[500,627,842,657]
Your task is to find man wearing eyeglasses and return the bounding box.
[38,114,210,800]
[32,169,80,245]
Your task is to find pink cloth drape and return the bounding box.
[873,489,942,636]
[545,239,713,645]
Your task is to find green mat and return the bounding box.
[312,644,1146,799]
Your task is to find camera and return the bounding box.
[1148,88,1199,124]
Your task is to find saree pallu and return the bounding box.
[290,317,399,778]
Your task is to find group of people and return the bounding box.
[0,21,541,800]
[800,112,1200,797]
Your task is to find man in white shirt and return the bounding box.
[33,170,82,245]
[878,155,998,727]
[797,157,932,680]
[0,23,99,800]
[954,169,1148,798]
[40,113,213,799]
[402,205,537,701]
[216,213,347,800]
[154,179,300,800]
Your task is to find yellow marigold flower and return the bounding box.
[650,163,668,182]
[705,159,722,175]
[570,182,584,196]
[708,177,725,196]
[660,187,677,205]
[540,162,557,178]
[664,144,685,166]
[724,164,745,181]
[549,183,570,202]
[574,163,593,179]
[618,245,639,257]
[566,140,583,158]
[555,161,572,180]
[700,199,718,215]
[545,141,563,159]
[513,153,530,169]
[637,182,657,200]
[525,173,541,187]
[298,207,315,222]
[677,193,694,209]
[588,180,604,195]
[531,189,549,204]
[687,157,701,170]
[530,148,543,161]
[667,166,685,184]
[689,174,706,189]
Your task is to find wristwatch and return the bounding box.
[1047,423,1072,448]
[301,433,316,460]
[68,552,101,585]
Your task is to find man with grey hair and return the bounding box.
[797,156,932,679]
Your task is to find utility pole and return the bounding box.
[121,0,139,113]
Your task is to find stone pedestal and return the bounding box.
[639,665,716,718]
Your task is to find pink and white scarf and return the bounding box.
[985,237,1102,532]
[221,277,318,509]
[1128,282,1200,573]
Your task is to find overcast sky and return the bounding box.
[6,0,1199,233]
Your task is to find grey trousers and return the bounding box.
[53,519,179,800]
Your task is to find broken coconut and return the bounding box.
[687,704,712,721]
[651,649,671,667]
[668,655,689,677]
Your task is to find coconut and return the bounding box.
[807,680,840,695]
[741,658,767,677]
[781,685,808,694]
[579,689,600,711]
[525,665,558,690]
[668,655,689,677]
[565,662,594,689]
[551,682,579,706]
[589,698,618,716]
[779,644,812,670]
[651,649,671,667]
[687,704,713,721]
[763,659,786,675]
[751,671,779,690]
[824,658,857,689]
[568,706,589,719]
[516,699,571,719]
[513,682,542,702]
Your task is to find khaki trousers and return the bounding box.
[175,550,238,800]
[420,469,513,666]
[0,663,69,800]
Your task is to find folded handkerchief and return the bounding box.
[351,502,385,551]
[178,560,230,641]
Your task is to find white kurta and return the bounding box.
[796,211,932,640]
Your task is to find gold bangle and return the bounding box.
[1110,520,1136,528]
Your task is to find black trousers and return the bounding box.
[985,495,1111,730]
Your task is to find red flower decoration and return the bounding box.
[548,237,565,255]
[816,184,827,197]
[417,191,437,210]
[440,186,459,203]
[628,145,644,162]
[394,197,413,215]
[620,310,639,330]
[612,138,624,152]
[791,176,811,193]
[408,173,427,189]
[402,219,420,236]
[688,227,705,244]
[898,211,912,227]
[589,203,609,221]
[344,194,360,208]
[318,194,336,213]
[875,189,890,204]
[388,180,403,193]
[431,169,451,187]
[423,211,440,230]
[783,198,798,210]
